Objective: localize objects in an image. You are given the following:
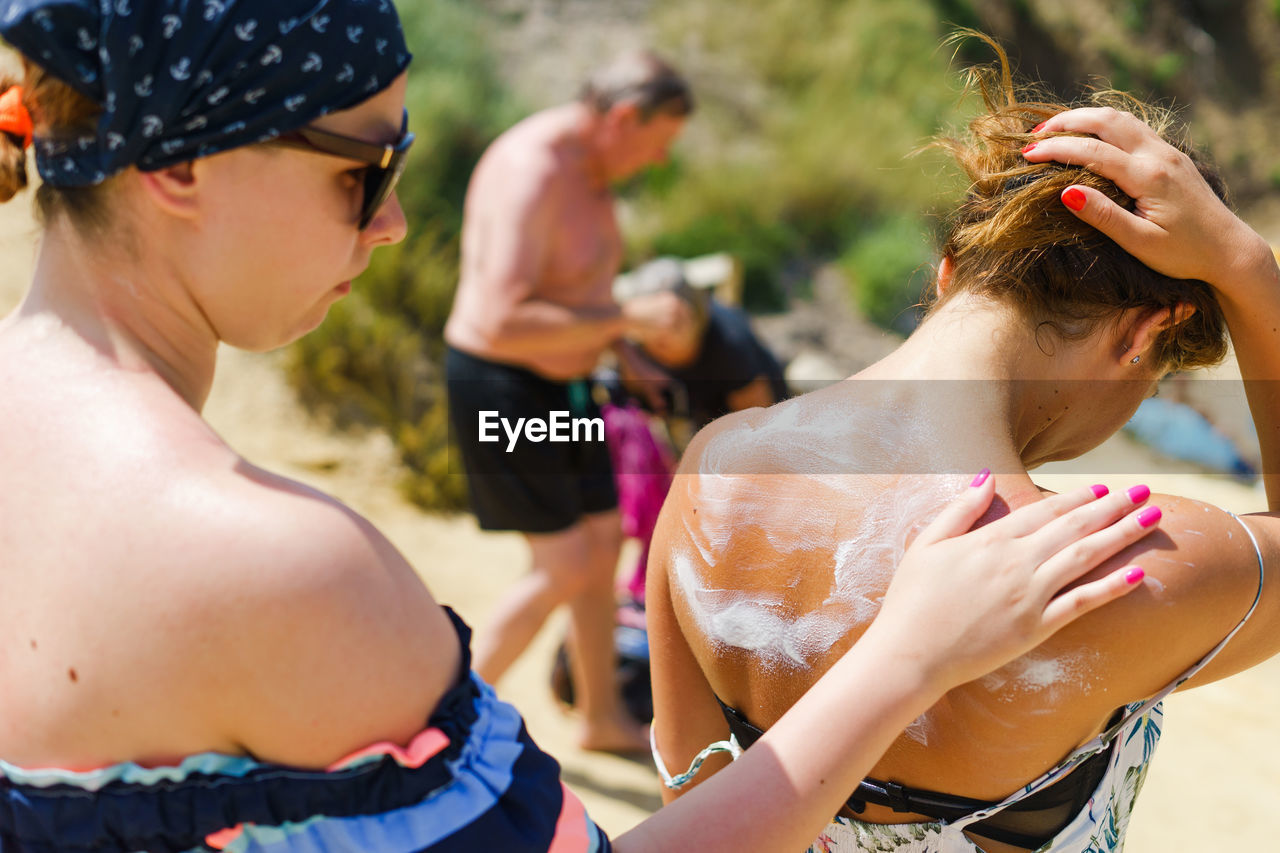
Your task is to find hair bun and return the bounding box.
[0,83,31,203]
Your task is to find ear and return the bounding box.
[1123,303,1196,363]
[134,161,201,222]
[604,100,642,133]
[936,255,955,299]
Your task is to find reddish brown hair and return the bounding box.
[0,71,29,203]
[0,58,113,228]
[928,32,1228,372]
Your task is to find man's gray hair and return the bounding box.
[580,50,694,120]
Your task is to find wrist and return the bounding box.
[609,317,634,346]
[612,336,639,359]
[847,619,951,707]
[1214,226,1275,299]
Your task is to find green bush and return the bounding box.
[839,214,936,334]
[635,0,966,312]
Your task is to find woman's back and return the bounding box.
[650,374,1272,851]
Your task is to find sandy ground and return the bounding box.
[4,188,1280,850]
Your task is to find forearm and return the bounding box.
[477,300,627,360]
[610,337,655,375]
[1208,234,1280,508]
[615,626,942,853]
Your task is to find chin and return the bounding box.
[294,309,333,342]
[1023,446,1083,471]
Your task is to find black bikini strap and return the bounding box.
[712,692,1107,849]
[715,695,954,816]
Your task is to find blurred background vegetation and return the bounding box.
[289,0,1280,511]
[286,0,520,509]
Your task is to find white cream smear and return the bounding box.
[674,395,964,671]
[980,649,1098,700]
[670,391,1122,745]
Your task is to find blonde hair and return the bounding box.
[929,32,1228,372]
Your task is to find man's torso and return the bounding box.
[446,108,623,379]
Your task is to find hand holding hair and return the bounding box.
[1026,106,1280,510]
[1023,108,1273,293]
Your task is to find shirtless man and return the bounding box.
[444,51,691,752]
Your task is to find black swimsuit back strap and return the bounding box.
[714,694,1114,850]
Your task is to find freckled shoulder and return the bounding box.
[1044,493,1269,701]
[150,458,458,767]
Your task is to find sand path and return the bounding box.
[3,189,1278,849]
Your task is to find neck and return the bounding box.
[860,294,1104,473]
[562,102,611,191]
[18,220,219,410]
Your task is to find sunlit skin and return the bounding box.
[0,49,1222,851]
[444,100,685,379]
[650,254,1280,853]
[0,72,469,770]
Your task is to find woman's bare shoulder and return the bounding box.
[145,456,462,767]
[1044,492,1270,700]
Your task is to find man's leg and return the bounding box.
[470,509,646,752]
[472,523,591,686]
[564,508,647,752]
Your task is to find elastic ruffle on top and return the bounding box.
[0,609,611,853]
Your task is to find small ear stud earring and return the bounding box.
[1130,355,1142,365]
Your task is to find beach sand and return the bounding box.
[3,188,1278,849]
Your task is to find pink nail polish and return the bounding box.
[1021,142,1037,155]
[1090,484,1109,498]
[1062,187,1087,211]
[1137,506,1162,528]
[1125,566,1145,584]
[970,468,991,487]
[1032,121,1047,133]
[1127,484,1151,503]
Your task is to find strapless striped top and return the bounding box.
[0,608,611,853]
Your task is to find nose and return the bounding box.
[361,192,408,247]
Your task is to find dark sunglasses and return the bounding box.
[271,109,414,229]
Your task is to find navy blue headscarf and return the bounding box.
[0,0,411,186]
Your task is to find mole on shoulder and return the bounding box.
[29,639,36,650]
[68,667,78,683]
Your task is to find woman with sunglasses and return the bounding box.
[0,3,1154,851]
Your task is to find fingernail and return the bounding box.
[970,468,991,487]
[1062,187,1087,211]
[1090,484,1109,498]
[1021,142,1037,155]
[1032,121,1047,133]
[1127,484,1150,503]
[1137,506,1162,528]
[1125,566,1145,584]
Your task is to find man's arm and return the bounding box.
[456,156,627,360]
